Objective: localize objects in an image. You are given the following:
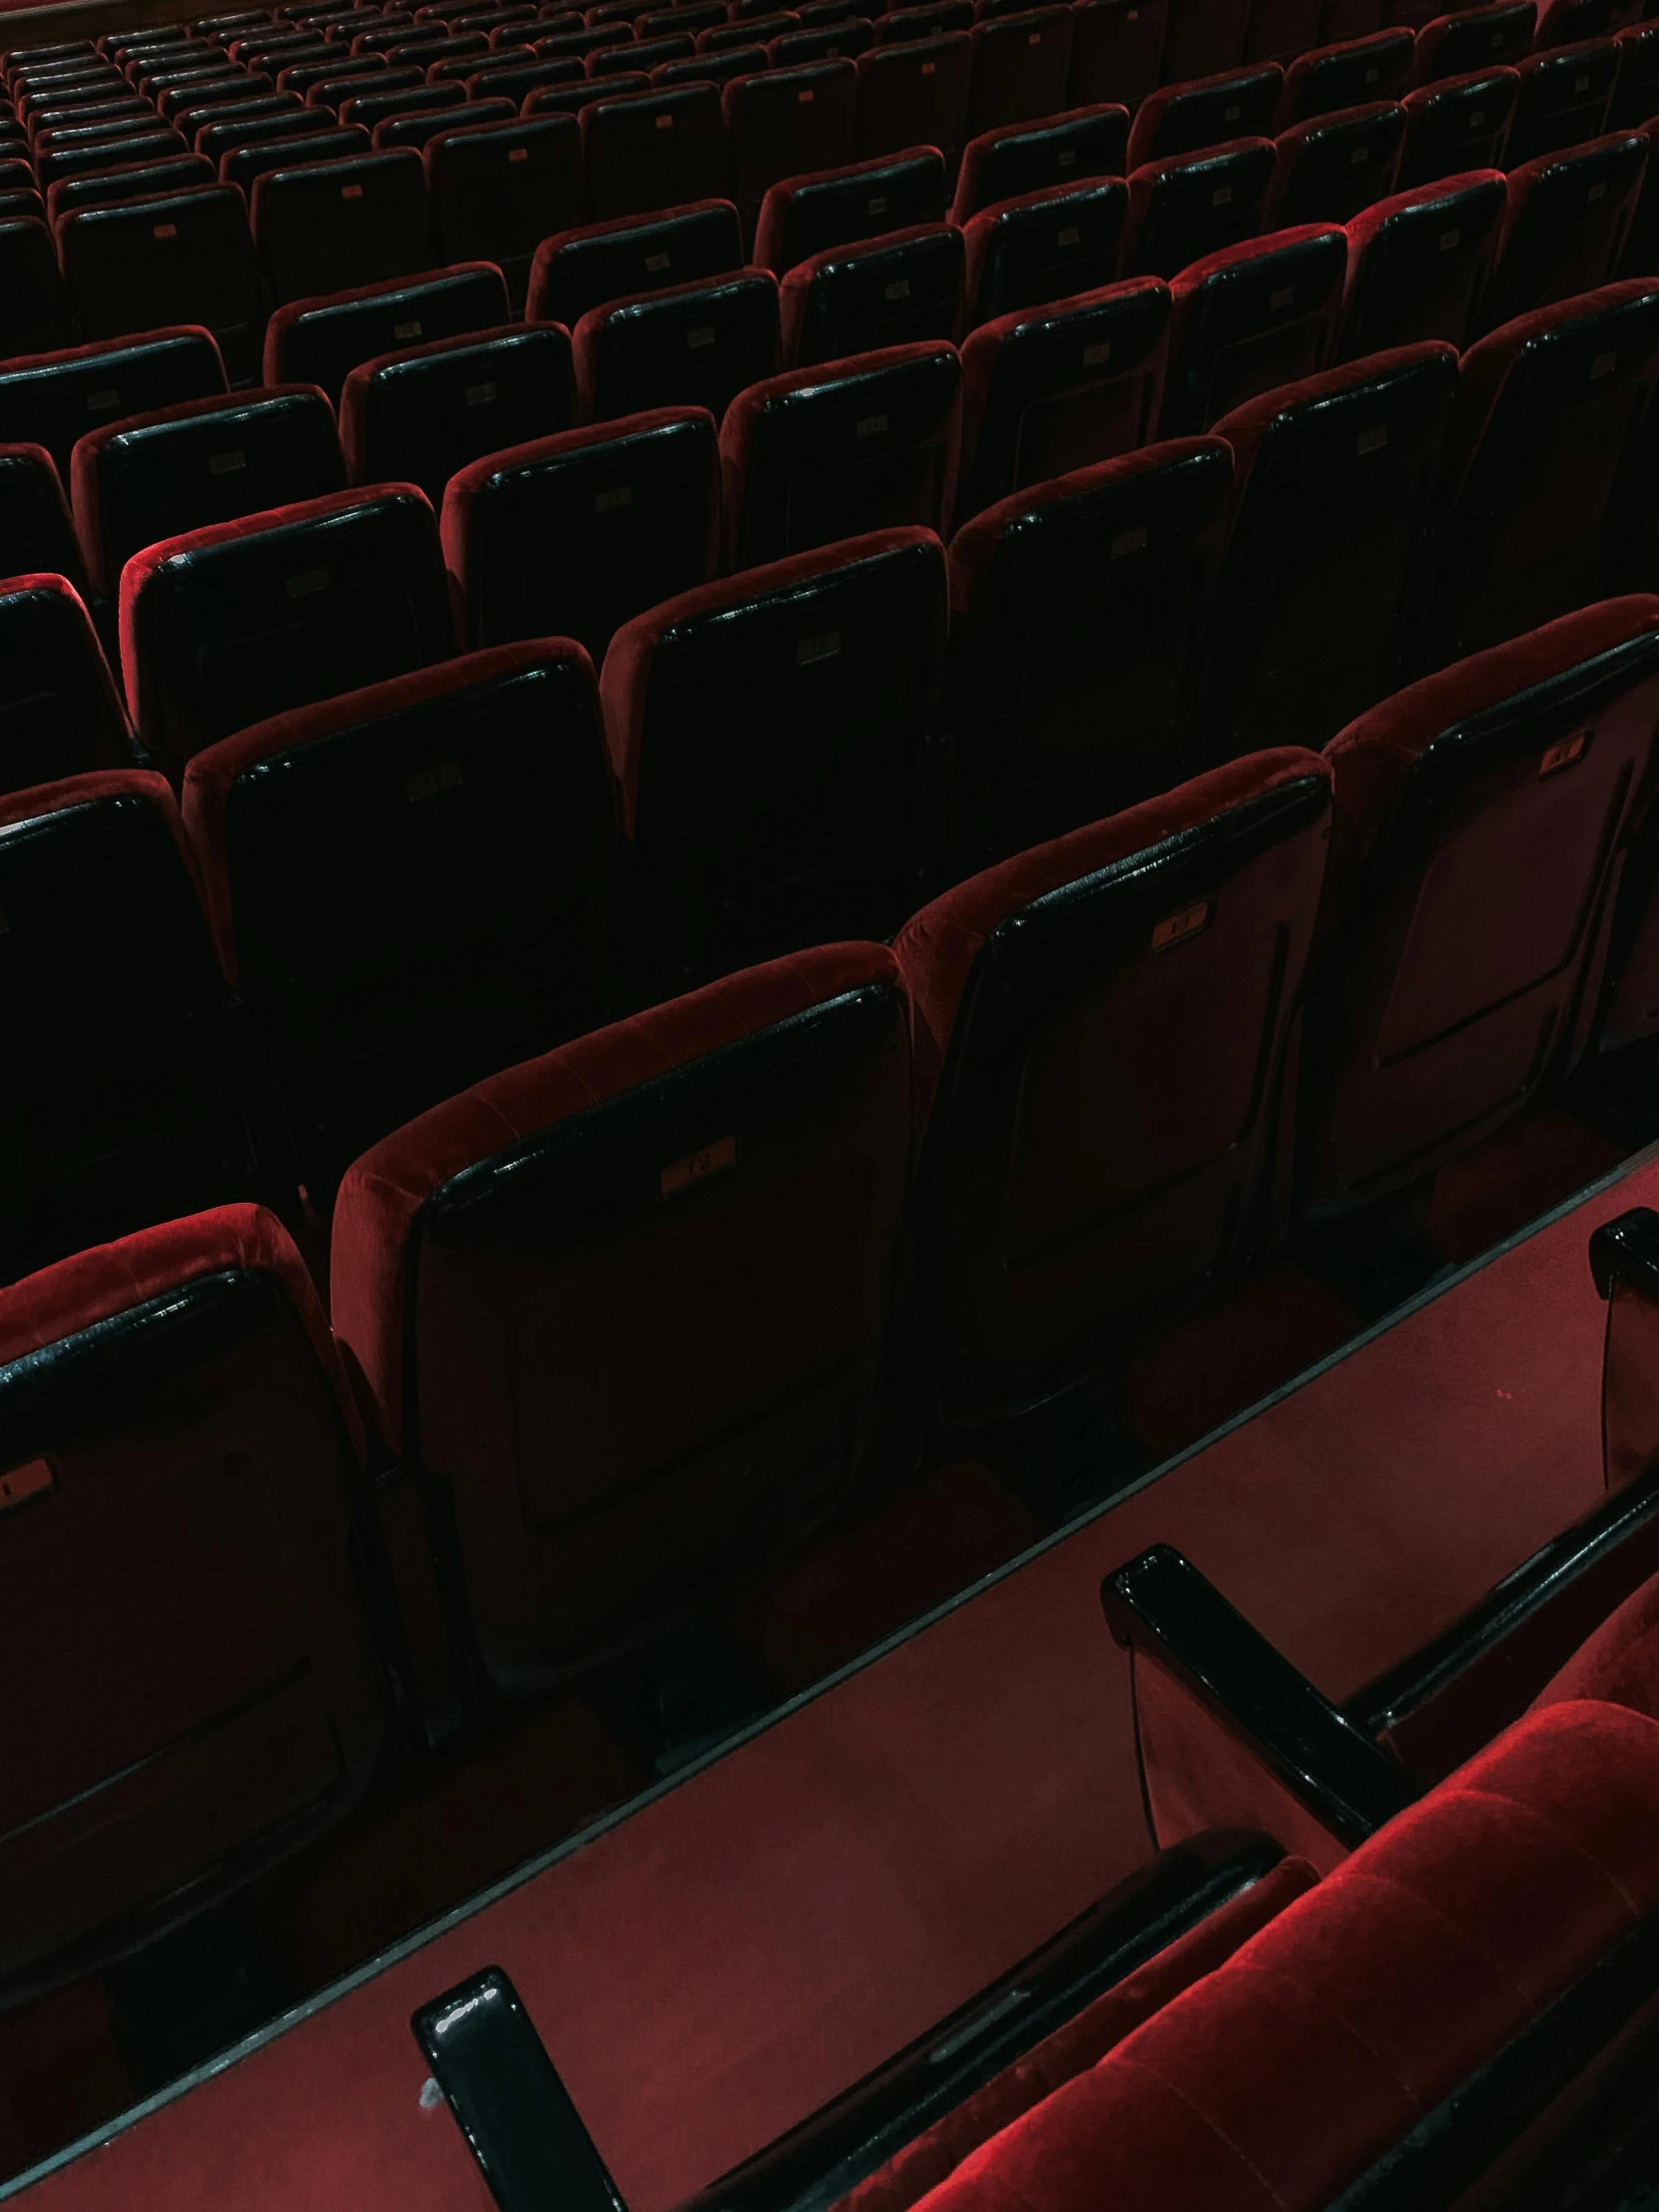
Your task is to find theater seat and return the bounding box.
[0,771,258,1279]
[1337,168,1504,355]
[1125,60,1283,167]
[0,575,132,797]
[1505,35,1619,166]
[581,81,730,219]
[0,444,87,599]
[47,154,216,224]
[221,122,371,194]
[1410,0,1535,86]
[329,940,911,1696]
[339,324,574,504]
[57,187,265,382]
[1300,596,1659,1225]
[121,484,455,783]
[960,178,1127,329]
[898,747,1332,1427]
[1278,28,1414,120]
[526,202,744,326]
[443,408,718,661]
[1161,224,1347,434]
[1159,0,1248,81]
[70,385,344,605]
[1122,138,1275,278]
[252,147,433,305]
[1481,133,1647,332]
[1207,343,1457,764]
[854,34,972,167]
[182,643,620,1194]
[263,263,511,406]
[948,275,1170,529]
[963,6,1073,139]
[1264,100,1406,228]
[0,1203,385,2000]
[723,59,857,243]
[0,328,229,486]
[602,527,946,981]
[1430,279,1659,663]
[1066,0,1167,111]
[944,436,1231,876]
[781,223,965,364]
[574,266,779,421]
[949,105,1128,228]
[754,150,945,279]
[422,111,583,308]
[721,340,959,566]
[1396,65,1518,186]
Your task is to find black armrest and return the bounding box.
[1102,1546,1420,1851]
[412,1967,628,2212]
[1589,1207,1659,1303]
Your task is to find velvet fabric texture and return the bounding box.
[834,1857,1319,2212]
[908,1700,1659,2212]
[1535,1571,1659,1720]
[1126,58,1284,168]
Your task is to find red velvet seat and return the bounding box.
[1396,63,1518,185]
[755,150,946,275]
[904,1701,1659,2211]
[1121,137,1275,277]
[898,747,1332,1428]
[781,223,964,363]
[962,6,1073,140]
[1430,278,1659,663]
[422,110,583,307]
[602,527,945,980]
[573,265,779,420]
[261,262,510,404]
[182,642,620,1194]
[0,1204,385,2000]
[0,573,132,796]
[1300,596,1659,1224]
[943,436,1230,872]
[1066,0,1167,111]
[723,58,856,242]
[1278,27,1413,118]
[46,154,217,225]
[197,103,319,165]
[34,130,186,192]
[527,201,743,325]
[948,105,1128,229]
[960,178,1127,329]
[853,33,971,166]
[251,147,433,305]
[0,216,72,363]
[1410,0,1536,85]
[443,407,718,659]
[1482,132,1648,330]
[56,184,262,383]
[1610,19,1659,132]
[329,940,912,1696]
[339,323,573,504]
[721,339,959,566]
[121,484,455,783]
[0,443,87,599]
[1160,0,1248,80]
[1161,223,1347,434]
[0,328,227,486]
[1505,34,1619,164]
[1245,0,1323,59]
[378,95,516,148]
[1265,100,1406,227]
[70,385,344,605]
[581,81,730,219]
[948,275,1170,528]
[1337,168,1504,355]
[1125,60,1283,168]
[1207,343,1458,763]
[0,771,259,1278]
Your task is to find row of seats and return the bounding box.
[3,592,1659,1441]
[8,0,1659,376]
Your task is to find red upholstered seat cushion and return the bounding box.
[834,1856,1318,2212]
[908,1700,1659,2212]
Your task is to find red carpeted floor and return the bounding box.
[13,1141,1654,2212]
